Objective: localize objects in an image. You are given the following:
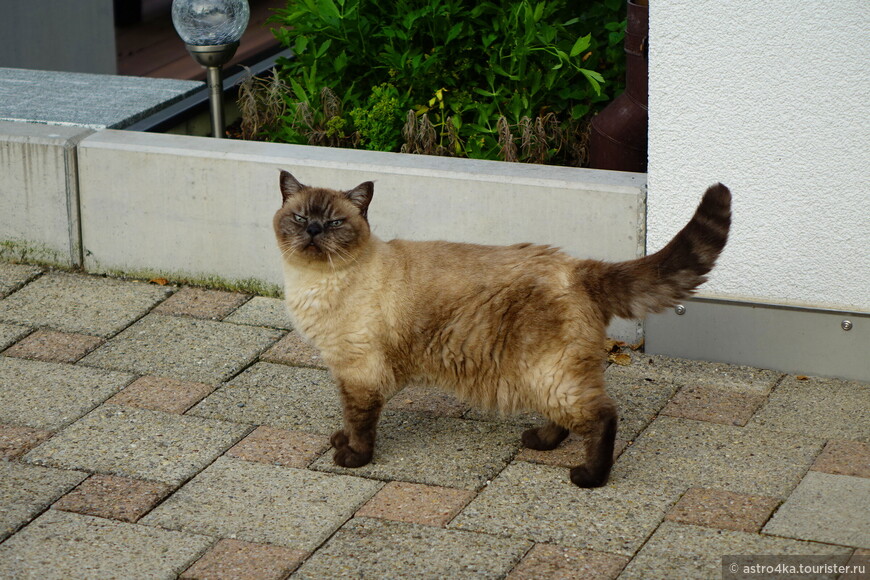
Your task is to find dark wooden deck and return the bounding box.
[115,0,286,81]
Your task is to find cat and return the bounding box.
[274,171,731,487]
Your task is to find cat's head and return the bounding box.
[273,170,374,266]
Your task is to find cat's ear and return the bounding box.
[344,181,374,218]
[279,170,305,203]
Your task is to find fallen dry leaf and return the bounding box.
[149,277,169,286]
[607,352,632,366]
[795,375,809,380]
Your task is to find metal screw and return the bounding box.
[674,304,686,315]
[841,320,853,331]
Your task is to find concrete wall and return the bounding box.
[647,1,869,313]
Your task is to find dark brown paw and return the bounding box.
[330,429,349,449]
[521,426,569,451]
[569,465,609,488]
[333,445,372,468]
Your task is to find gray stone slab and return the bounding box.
[450,461,681,556]
[0,67,202,129]
[763,472,870,548]
[295,517,531,579]
[0,461,87,542]
[0,322,31,350]
[140,457,380,551]
[0,262,41,298]
[749,375,870,441]
[223,296,293,330]
[608,353,782,395]
[0,272,171,337]
[0,357,134,430]
[81,314,284,383]
[24,405,249,485]
[187,362,342,433]
[0,509,212,580]
[606,371,680,440]
[312,413,521,490]
[615,416,824,498]
[620,521,852,580]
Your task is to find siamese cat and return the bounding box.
[274,171,730,487]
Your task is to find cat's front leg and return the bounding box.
[331,380,385,468]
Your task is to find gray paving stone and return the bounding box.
[749,375,870,442]
[0,462,87,542]
[0,262,41,298]
[81,314,284,383]
[140,457,380,551]
[763,472,870,548]
[606,371,680,440]
[0,271,171,337]
[608,353,782,395]
[619,521,852,580]
[450,461,682,556]
[0,322,31,350]
[615,416,824,498]
[24,405,249,485]
[0,510,212,580]
[188,362,342,433]
[295,517,531,579]
[0,357,134,430]
[223,296,293,330]
[312,413,521,490]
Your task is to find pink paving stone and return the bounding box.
[179,539,308,580]
[661,384,767,426]
[384,385,470,417]
[107,376,216,414]
[0,424,53,459]
[53,474,172,523]
[515,434,628,467]
[2,329,103,363]
[153,287,250,320]
[507,544,629,580]
[810,439,870,478]
[664,487,780,533]
[355,481,476,527]
[259,331,325,369]
[225,426,329,469]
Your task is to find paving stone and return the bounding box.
[53,474,173,523]
[0,271,171,337]
[750,375,870,442]
[515,434,628,467]
[223,296,294,331]
[0,424,53,459]
[294,517,531,579]
[188,362,341,433]
[355,481,476,527]
[385,384,470,417]
[140,457,381,551]
[0,510,213,580]
[0,262,42,298]
[153,287,250,320]
[259,331,325,369]
[506,544,629,580]
[619,521,851,580]
[0,357,134,430]
[605,371,680,440]
[664,487,780,533]
[450,461,682,556]
[0,461,87,541]
[615,416,824,498]
[0,322,31,350]
[763,472,870,548]
[81,314,284,383]
[312,413,521,490]
[811,439,870,478]
[225,426,329,468]
[107,375,216,414]
[661,385,767,426]
[608,353,781,395]
[180,538,307,580]
[3,329,104,363]
[24,405,249,485]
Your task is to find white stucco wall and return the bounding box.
[648,1,869,312]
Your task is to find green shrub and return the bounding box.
[253,0,626,165]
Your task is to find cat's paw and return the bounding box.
[333,445,372,468]
[569,465,609,488]
[330,429,349,449]
[521,426,569,451]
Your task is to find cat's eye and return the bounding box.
[293,214,307,224]
[327,219,344,228]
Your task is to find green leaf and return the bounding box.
[570,34,592,58]
[294,35,309,55]
[446,22,463,44]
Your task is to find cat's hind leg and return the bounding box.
[331,379,385,468]
[568,394,617,488]
[521,422,569,450]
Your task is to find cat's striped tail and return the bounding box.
[581,183,732,321]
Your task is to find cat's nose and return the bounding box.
[306,222,323,237]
